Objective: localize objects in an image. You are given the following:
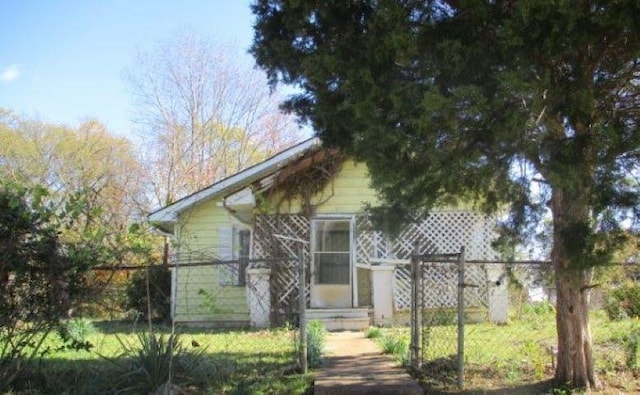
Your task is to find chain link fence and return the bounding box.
[408,248,640,391]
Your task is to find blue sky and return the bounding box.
[0,0,261,137]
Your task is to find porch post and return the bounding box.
[485,264,509,324]
[246,268,271,328]
[370,265,395,324]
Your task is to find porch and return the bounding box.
[245,212,507,330]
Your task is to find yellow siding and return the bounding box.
[177,198,228,257]
[174,198,249,324]
[271,160,380,215]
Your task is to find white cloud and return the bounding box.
[1,64,20,83]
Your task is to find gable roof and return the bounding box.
[148,137,320,231]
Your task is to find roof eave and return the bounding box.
[147,138,320,226]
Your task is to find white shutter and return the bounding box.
[218,226,235,285]
[219,226,233,259]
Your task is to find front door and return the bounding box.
[310,218,352,308]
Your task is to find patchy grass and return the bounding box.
[6,322,312,394]
[380,308,640,394]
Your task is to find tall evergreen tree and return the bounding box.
[251,0,640,389]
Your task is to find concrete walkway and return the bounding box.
[313,331,423,395]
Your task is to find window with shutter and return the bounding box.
[218,225,250,286]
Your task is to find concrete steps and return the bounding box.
[306,308,371,331]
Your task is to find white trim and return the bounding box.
[369,258,411,265]
[350,215,358,308]
[149,138,320,226]
[355,263,372,269]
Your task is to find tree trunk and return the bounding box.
[551,187,600,390]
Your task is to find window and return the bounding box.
[312,219,350,285]
[219,226,250,286]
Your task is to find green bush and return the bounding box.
[126,265,171,322]
[0,183,96,391]
[604,284,640,320]
[306,320,326,368]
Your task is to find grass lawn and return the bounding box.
[375,308,640,394]
[6,308,640,394]
[6,322,312,394]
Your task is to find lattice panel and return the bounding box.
[421,262,459,308]
[356,211,498,262]
[394,265,413,310]
[356,212,496,311]
[464,264,489,308]
[355,216,391,264]
[253,215,311,322]
[394,262,490,311]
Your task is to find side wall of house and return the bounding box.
[173,198,250,325]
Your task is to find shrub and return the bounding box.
[604,283,640,320]
[125,265,171,323]
[306,320,326,368]
[0,183,95,391]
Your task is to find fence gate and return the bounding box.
[409,246,489,390]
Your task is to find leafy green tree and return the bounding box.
[0,182,94,389]
[251,0,640,389]
[0,111,148,227]
[0,111,164,318]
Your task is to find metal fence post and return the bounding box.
[457,246,466,390]
[410,242,420,369]
[298,244,308,374]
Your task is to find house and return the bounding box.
[149,138,508,330]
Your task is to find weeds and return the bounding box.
[379,331,409,365]
[624,325,640,372]
[307,319,326,368]
[365,326,383,339]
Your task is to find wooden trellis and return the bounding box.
[253,214,310,324]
